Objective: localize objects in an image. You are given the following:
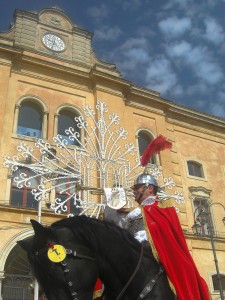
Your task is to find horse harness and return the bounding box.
[60,248,96,300]
[35,243,164,300]
[35,244,95,300]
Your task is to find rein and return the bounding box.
[137,265,164,299]
[115,244,165,300]
[115,244,144,300]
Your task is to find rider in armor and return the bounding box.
[124,173,158,244]
[105,172,210,300]
[104,173,158,244]
[105,133,210,300]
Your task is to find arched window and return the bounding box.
[56,177,80,214]
[212,274,225,292]
[187,161,204,178]
[17,102,42,138]
[11,168,39,209]
[58,109,80,146]
[138,131,156,164]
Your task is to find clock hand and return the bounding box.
[51,36,56,49]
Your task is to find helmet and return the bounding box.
[131,173,158,189]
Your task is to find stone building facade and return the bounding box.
[0,7,224,299]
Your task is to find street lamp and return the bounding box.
[192,202,225,300]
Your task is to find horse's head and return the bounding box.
[18,219,99,300]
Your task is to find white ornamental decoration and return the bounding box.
[3,100,184,218]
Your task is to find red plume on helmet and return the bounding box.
[140,134,172,167]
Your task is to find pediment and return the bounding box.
[39,8,74,31]
[189,186,212,198]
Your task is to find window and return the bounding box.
[58,109,80,146]
[193,198,212,236]
[138,131,156,164]
[11,168,39,209]
[56,177,80,214]
[212,274,225,292]
[17,102,42,138]
[187,161,204,178]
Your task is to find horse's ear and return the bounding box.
[30,219,46,235]
[17,239,31,253]
[30,219,54,246]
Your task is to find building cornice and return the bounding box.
[90,68,131,89]
[168,104,225,128]
[125,101,165,116]
[0,44,22,55]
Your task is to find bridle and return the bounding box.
[35,243,164,300]
[59,247,96,300]
[35,244,95,300]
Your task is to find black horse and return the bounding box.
[18,216,175,300]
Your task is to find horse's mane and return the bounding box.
[51,215,140,251]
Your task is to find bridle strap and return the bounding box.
[60,259,79,300]
[65,248,95,262]
[115,244,144,300]
[59,247,96,300]
[137,265,164,299]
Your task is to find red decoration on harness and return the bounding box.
[46,242,54,249]
[140,135,172,167]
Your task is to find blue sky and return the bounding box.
[1,0,225,119]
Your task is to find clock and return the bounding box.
[42,33,65,52]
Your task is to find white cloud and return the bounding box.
[158,16,191,38]
[172,85,184,96]
[166,42,224,85]
[120,37,149,50]
[118,37,150,66]
[120,0,143,10]
[167,0,193,6]
[146,56,178,94]
[136,26,156,38]
[210,103,225,118]
[204,18,225,45]
[195,61,223,84]
[163,0,193,10]
[125,48,149,63]
[184,46,208,65]
[166,40,191,57]
[163,0,217,13]
[94,26,123,41]
[86,5,109,21]
[186,83,210,97]
[106,37,150,73]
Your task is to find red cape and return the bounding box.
[142,203,210,300]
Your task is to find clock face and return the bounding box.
[42,33,65,52]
